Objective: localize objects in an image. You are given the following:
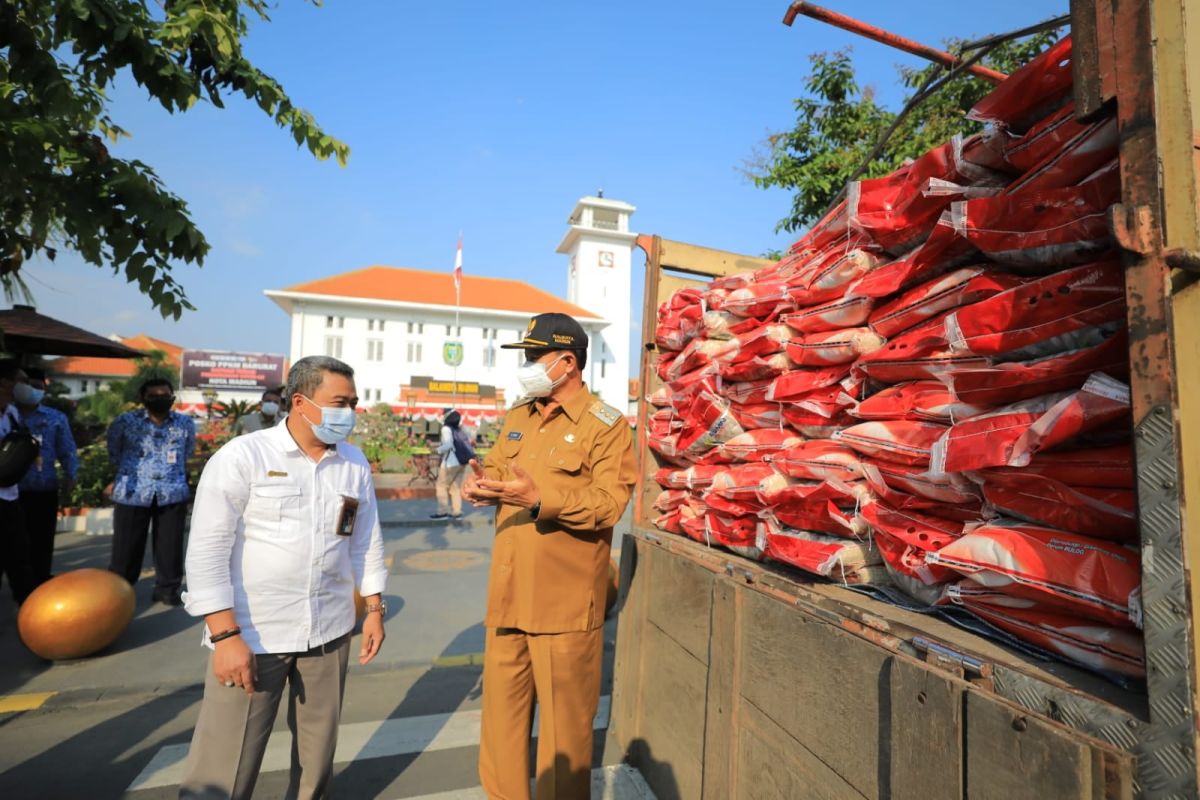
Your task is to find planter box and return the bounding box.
[57,507,114,536]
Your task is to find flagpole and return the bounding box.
[453,234,462,410]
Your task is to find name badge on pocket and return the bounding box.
[336,496,359,537]
[167,450,177,465]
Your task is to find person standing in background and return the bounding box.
[431,409,471,520]
[0,361,39,604]
[16,367,78,582]
[106,377,195,605]
[236,386,284,435]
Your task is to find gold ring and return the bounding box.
[224,680,235,687]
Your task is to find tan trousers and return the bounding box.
[179,633,351,800]
[478,626,604,800]
[436,463,466,515]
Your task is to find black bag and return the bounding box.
[451,427,476,466]
[0,420,39,488]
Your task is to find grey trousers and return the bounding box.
[179,633,351,800]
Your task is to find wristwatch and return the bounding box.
[364,601,387,615]
[530,501,541,520]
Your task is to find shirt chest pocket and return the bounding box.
[549,447,586,477]
[244,483,303,535]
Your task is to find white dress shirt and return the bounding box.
[0,404,22,502]
[183,421,388,654]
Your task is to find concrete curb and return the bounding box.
[381,516,492,530]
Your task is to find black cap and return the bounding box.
[501,312,589,351]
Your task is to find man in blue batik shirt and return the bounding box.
[16,368,78,582]
[107,377,195,605]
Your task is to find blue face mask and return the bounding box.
[300,396,356,444]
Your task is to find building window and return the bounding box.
[327,315,344,329]
[367,340,384,361]
[407,322,424,334]
[80,379,88,393]
[325,336,343,358]
[481,327,489,339]
[483,347,496,368]
[326,315,334,328]
[601,359,607,379]
[446,324,452,335]
[457,325,462,336]
[368,319,385,332]
[407,342,422,362]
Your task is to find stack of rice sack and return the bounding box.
[649,37,1144,682]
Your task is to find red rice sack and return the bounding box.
[968,36,1074,132]
[722,378,774,405]
[722,282,792,319]
[653,489,689,513]
[766,366,853,401]
[992,444,1133,489]
[1006,114,1118,194]
[848,213,978,300]
[781,295,874,334]
[861,501,964,585]
[720,353,793,382]
[950,169,1118,269]
[834,420,948,466]
[1001,102,1091,172]
[944,583,1145,679]
[655,510,686,535]
[648,433,686,465]
[647,386,673,408]
[930,374,1132,474]
[703,492,764,518]
[851,381,992,424]
[654,467,688,489]
[927,521,1141,627]
[768,441,865,483]
[761,519,884,580]
[861,460,980,505]
[684,464,730,491]
[787,249,884,306]
[939,326,1129,406]
[943,260,1126,356]
[786,328,886,367]
[704,513,759,548]
[703,310,761,340]
[708,462,779,500]
[972,470,1137,542]
[718,429,805,462]
[676,390,746,457]
[869,267,1025,339]
[795,199,851,253]
[781,406,856,439]
[729,403,785,431]
[768,501,862,539]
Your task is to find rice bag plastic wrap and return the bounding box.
[781,295,875,334]
[786,328,886,367]
[1002,102,1095,172]
[761,518,884,581]
[787,249,884,306]
[939,325,1129,406]
[971,470,1137,542]
[869,267,1025,339]
[1006,114,1118,193]
[654,467,689,490]
[848,214,979,300]
[722,378,775,405]
[780,406,855,439]
[950,169,1118,269]
[675,389,746,457]
[707,462,779,500]
[647,386,673,408]
[849,137,991,255]
[648,433,685,465]
[834,420,949,466]
[720,353,793,382]
[861,501,964,585]
[985,444,1133,489]
[717,428,805,462]
[722,282,792,319]
[943,260,1126,356]
[729,402,785,431]
[683,464,731,491]
[655,510,686,535]
[768,441,865,483]
[968,36,1074,132]
[927,521,1141,627]
[766,366,853,401]
[930,374,1131,474]
[944,583,1145,680]
[851,381,992,424]
[703,310,761,340]
[653,489,689,513]
[861,459,980,505]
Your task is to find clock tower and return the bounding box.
[556,195,637,410]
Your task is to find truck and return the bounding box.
[606,2,1200,798]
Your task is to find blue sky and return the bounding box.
[16,0,1065,364]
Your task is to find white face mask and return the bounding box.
[261,401,280,417]
[516,354,568,398]
[299,396,356,444]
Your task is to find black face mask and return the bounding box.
[144,396,173,415]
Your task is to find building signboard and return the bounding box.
[181,350,286,391]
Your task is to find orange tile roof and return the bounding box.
[47,334,183,378]
[281,266,599,319]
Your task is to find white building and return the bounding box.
[264,196,637,419]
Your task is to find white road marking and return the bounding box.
[127,695,611,792]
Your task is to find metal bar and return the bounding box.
[782,1,1008,84]
[958,14,1070,52]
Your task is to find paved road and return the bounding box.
[0,500,641,799]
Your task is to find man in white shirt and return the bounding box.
[180,356,388,800]
[0,360,39,604]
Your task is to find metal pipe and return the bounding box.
[782,2,1009,85]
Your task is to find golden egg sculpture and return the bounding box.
[18,569,136,660]
[606,558,620,616]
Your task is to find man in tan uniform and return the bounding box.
[464,312,636,800]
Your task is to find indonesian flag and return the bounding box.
[454,236,463,301]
